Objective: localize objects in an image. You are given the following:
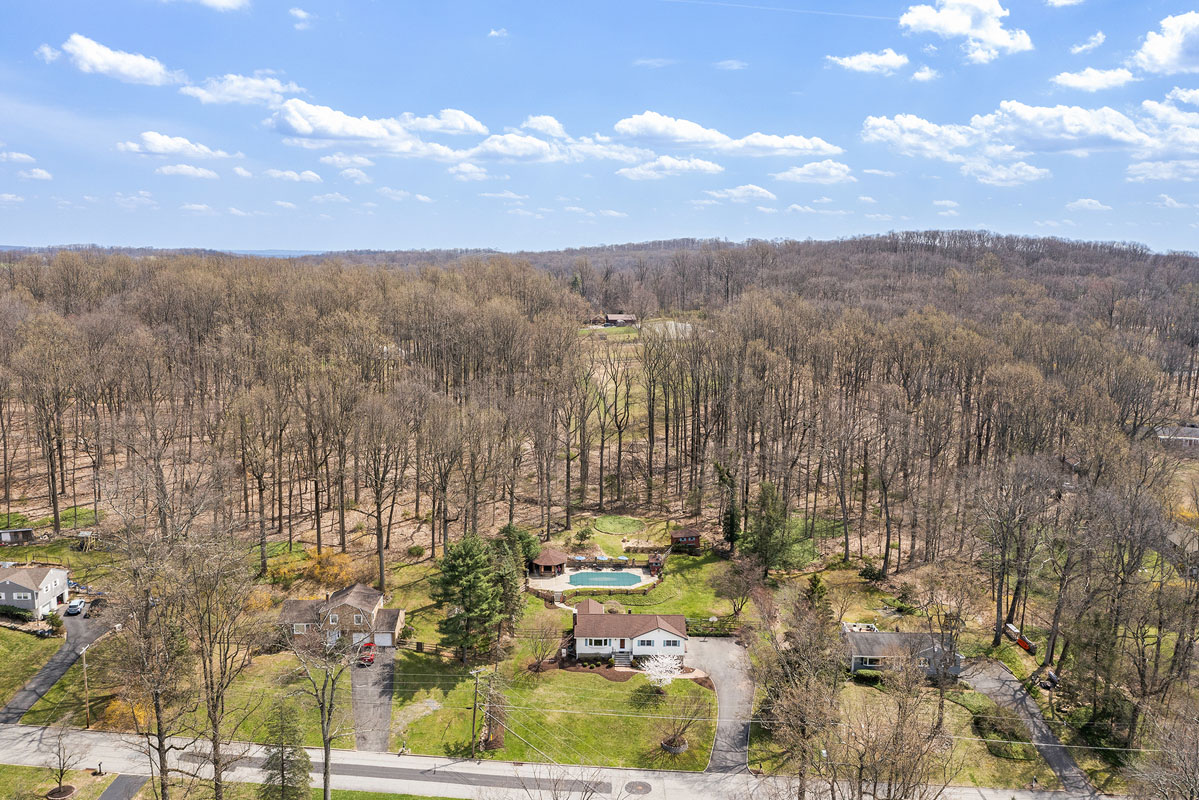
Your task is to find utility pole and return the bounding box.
[469,667,484,759]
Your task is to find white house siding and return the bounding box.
[576,627,686,659]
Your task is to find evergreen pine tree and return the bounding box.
[745,482,787,573]
[490,540,526,634]
[258,698,310,800]
[433,534,502,663]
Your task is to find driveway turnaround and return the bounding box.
[351,645,396,751]
[0,612,108,724]
[962,660,1096,796]
[685,637,753,773]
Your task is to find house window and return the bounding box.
[329,614,339,625]
[13,592,30,601]
[861,657,881,667]
[637,639,654,647]
[354,614,364,625]
[663,639,680,648]
[585,638,609,648]
[293,623,308,635]
[0,593,5,600]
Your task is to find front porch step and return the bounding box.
[614,652,632,667]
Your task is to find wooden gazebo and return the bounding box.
[531,548,568,577]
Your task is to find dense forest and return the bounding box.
[1,231,1197,797]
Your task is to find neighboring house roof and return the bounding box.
[574,612,687,640]
[0,566,64,592]
[574,598,604,616]
[670,527,700,541]
[843,630,950,660]
[532,548,569,567]
[278,598,322,625]
[375,607,405,635]
[606,313,637,322]
[1158,425,1199,441]
[324,583,382,614]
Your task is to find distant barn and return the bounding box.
[604,313,637,327]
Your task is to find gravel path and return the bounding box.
[962,659,1095,796]
[686,637,753,773]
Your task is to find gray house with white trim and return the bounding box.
[0,566,69,619]
[841,622,963,678]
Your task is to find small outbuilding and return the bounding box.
[531,548,569,577]
[0,529,34,545]
[669,527,701,551]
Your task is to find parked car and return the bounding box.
[65,599,86,616]
[358,642,376,666]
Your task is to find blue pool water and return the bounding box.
[568,571,642,587]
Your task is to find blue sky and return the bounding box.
[4,0,1199,252]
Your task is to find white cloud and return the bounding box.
[228,207,252,216]
[488,28,509,38]
[913,66,940,81]
[1070,31,1105,55]
[522,115,569,139]
[311,192,349,203]
[616,155,724,180]
[156,164,218,179]
[771,160,856,184]
[1065,197,1111,210]
[233,166,252,177]
[448,163,491,181]
[180,203,215,213]
[60,34,182,86]
[114,190,156,210]
[899,0,1033,64]
[414,194,433,203]
[787,204,851,215]
[1168,87,1199,106]
[174,0,249,9]
[34,44,60,63]
[508,208,543,218]
[377,187,410,201]
[340,168,371,184]
[715,59,748,70]
[633,58,675,68]
[273,200,297,209]
[181,73,304,106]
[0,152,35,163]
[1133,12,1199,75]
[1051,67,1136,92]
[1046,0,1083,6]
[757,206,778,214]
[704,184,777,202]
[812,196,834,203]
[959,159,1050,186]
[866,213,893,221]
[858,195,877,204]
[402,109,489,135]
[264,168,321,182]
[863,168,897,176]
[320,153,374,168]
[118,131,235,158]
[289,8,313,30]
[826,48,909,74]
[597,208,626,217]
[614,110,841,156]
[1127,159,1199,181]
[938,208,960,216]
[18,168,52,180]
[933,199,959,207]
[0,193,24,203]
[480,189,529,200]
[1156,193,1190,208]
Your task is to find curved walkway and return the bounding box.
[962,659,1095,796]
[0,613,108,724]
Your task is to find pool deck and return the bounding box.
[527,567,658,592]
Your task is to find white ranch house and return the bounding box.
[572,598,687,666]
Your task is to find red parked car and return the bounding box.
[358,642,376,666]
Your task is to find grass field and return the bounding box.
[23,636,120,728]
[4,538,112,586]
[0,764,115,800]
[390,651,716,770]
[386,561,441,644]
[0,627,62,707]
[593,515,644,535]
[568,552,734,618]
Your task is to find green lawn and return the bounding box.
[386,561,441,644]
[390,651,716,770]
[0,627,62,706]
[569,552,734,618]
[0,764,115,800]
[593,515,644,535]
[23,636,121,728]
[4,538,113,586]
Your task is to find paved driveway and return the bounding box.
[351,646,395,751]
[0,611,108,724]
[962,660,1095,796]
[686,637,753,773]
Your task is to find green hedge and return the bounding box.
[0,606,33,623]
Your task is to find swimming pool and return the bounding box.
[568,571,643,587]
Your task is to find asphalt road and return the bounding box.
[0,610,108,724]
[351,645,396,751]
[962,660,1096,796]
[686,637,753,773]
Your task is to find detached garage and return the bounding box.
[373,608,403,646]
